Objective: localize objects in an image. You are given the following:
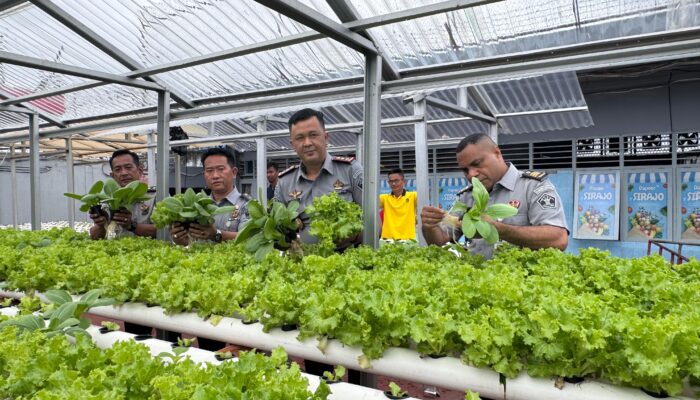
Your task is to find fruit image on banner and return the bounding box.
[680,172,700,241]
[626,172,669,240]
[574,172,620,240]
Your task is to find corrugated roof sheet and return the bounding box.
[2,0,697,151]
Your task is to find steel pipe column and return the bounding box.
[147,132,156,187]
[10,145,18,228]
[413,96,429,246]
[256,119,268,208]
[29,114,40,230]
[156,91,170,241]
[174,154,182,195]
[361,55,382,250]
[65,138,75,228]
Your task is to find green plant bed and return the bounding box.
[1,228,699,396]
[0,326,328,399]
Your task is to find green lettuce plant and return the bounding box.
[64,178,151,214]
[304,192,363,254]
[442,177,518,244]
[64,180,105,213]
[234,195,301,260]
[151,188,235,228]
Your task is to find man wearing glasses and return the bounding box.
[380,168,418,241]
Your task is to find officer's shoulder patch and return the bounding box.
[457,186,472,196]
[278,164,299,177]
[522,170,548,181]
[332,155,355,163]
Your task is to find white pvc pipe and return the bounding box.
[0,304,406,400]
[0,306,19,316]
[84,326,411,399]
[1,289,695,400]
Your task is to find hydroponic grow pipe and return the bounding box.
[1,289,695,400]
[0,305,412,400]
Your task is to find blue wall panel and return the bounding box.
[548,170,700,260]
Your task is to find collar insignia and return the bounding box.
[508,199,521,209]
[140,203,150,215]
[289,190,303,200]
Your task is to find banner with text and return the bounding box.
[626,172,669,241]
[680,171,700,242]
[574,172,620,240]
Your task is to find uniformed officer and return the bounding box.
[273,108,363,245]
[273,107,364,380]
[89,149,157,240]
[421,133,568,259]
[171,146,250,246]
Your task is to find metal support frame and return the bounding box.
[489,122,498,144]
[174,154,182,195]
[424,96,496,123]
[255,119,268,208]
[0,51,162,91]
[413,96,429,246]
[326,0,401,80]
[147,133,156,187]
[359,55,381,388]
[10,145,18,228]
[29,114,41,230]
[0,90,65,128]
[155,92,170,241]
[0,0,499,109]
[362,56,382,248]
[65,138,75,228]
[251,0,378,56]
[29,0,194,108]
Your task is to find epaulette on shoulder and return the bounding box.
[332,155,355,164]
[457,186,471,196]
[279,164,299,177]
[147,186,157,192]
[522,170,548,181]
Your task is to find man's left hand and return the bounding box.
[112,210,133,229]
[190,223,216,241]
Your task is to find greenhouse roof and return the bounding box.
[1,0,699,157]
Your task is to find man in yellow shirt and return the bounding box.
[380,168,418,240]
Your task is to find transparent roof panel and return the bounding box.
[0,111,28,130]
[350,0,700,70]
[499,109,594,135]
[0,3,129,73]
[154,38,363,99]
[478,72,587,113]
[51,0,340,67]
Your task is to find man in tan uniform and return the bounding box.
[421,134,568,259]
[89,150,156,240]
[273,108,363,245]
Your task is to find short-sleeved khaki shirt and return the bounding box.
[448,164,568,259]
[273,153,363,244]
